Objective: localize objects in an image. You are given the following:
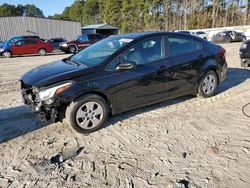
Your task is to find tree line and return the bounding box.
[0,3,44,18]
[49,0,250,32]
[0,1,250,33]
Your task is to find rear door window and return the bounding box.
[88,35,97,42]
[26,39,37,45]
[168,36,202,57]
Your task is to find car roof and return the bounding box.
[114,31,204,42]
[48,37,65,40]
[16,38,42,42]
[115,32,169,39]
[12,35,39,38]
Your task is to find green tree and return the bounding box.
[83,0,100,24]
[67,0,85,23]
[24,4,44,17]
[0,3,44,17]
[100,0,122,28]
[0,3,19,17]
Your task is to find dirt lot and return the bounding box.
[0,43,249,188]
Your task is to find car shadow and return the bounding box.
[0,106,47,143]
[0,68,249,143]
[216,67,249,94]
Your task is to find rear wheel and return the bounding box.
[3,51,12,58]
[38,48,47,56]
[198,71,218,98]
[68,45,77,53]
[65,94,108,134]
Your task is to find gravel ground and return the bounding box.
[0,43,249,188]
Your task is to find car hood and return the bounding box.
[21,60,94,87]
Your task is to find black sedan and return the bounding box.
[46,38,67,50]
[20,32,227,133]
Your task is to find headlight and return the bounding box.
[36,82,73,101]
[60,42,68,47]
[0,48,4,52]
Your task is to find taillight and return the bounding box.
[218,47,226,57]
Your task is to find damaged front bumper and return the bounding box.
[20,81,66,123]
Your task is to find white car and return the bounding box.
[192,31,207,40]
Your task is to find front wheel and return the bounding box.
[3,51,12,58]
[65,95,109,134]
[198,71,218,98]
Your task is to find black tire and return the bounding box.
[38,48,47,56]
[198,70,218,98]
[65,94,109,134]
[68,45,77,53]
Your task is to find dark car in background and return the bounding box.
[175,30,192,35]
[46,38,67,50]
[21,32,227,134]
[211,31,246,43]
[240,39,250,67]
[0,35,41,57]
[2,38,53,57]
[59,33,104,53]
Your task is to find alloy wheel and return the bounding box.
[76,101,104,129]
[202,74,217,95]
[3,52,11,58]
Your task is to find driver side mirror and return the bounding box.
[116,60,136,71]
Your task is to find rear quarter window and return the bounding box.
[26,40,37,45]
[168,36,202,57]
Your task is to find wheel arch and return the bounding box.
[68,44,78,51]
[73,91,112,115]
[195,61,220,95]
[38,47,47,53]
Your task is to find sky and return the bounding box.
[0,0,75,16]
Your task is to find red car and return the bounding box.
[59,34,104,53]
[9,38,53,57]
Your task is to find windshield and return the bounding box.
[5,37,21,45]
[74,35,81,40]
[70,36,134,67]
